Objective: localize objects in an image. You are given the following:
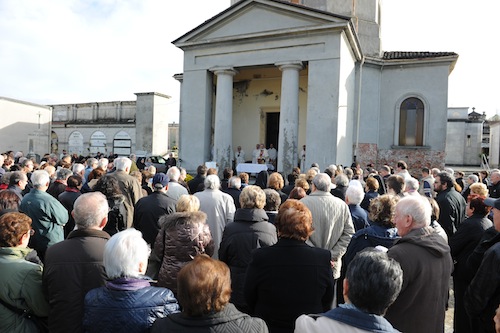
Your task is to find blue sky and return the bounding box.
[1,0,499,118]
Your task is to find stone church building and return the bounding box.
[174,0,458,175]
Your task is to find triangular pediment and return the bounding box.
[174,0,351,47]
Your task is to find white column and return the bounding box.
[211,67,237,174]
[276,61,303,176]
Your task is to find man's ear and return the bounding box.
[99,216,108,229]
[343,278,350,302]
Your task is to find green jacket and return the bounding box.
[20,188,68,259]
[0,247,49,332]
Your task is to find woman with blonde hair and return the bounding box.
[175,194,200,212]
[267,172,288,205]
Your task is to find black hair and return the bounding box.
[346,249,403,315]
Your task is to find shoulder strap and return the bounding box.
[0,296,27,317]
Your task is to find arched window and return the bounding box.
[399,97,424,146]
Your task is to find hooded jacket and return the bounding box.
[385,227,452,333]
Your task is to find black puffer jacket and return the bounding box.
[154,212,214,294]
[218,208,277,311]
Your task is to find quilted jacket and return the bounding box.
[151,303,268,333]
[154,212,214,294]
[83,277,179,333]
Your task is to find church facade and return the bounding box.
[174,0,458,176]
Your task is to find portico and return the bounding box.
[174,0,361,176]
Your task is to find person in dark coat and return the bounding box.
[7,171,28,200]
[47,168,72,199]
[151,255,268,333]
[223,176,242,209]
[434,172,467,238]
[338,194,400,305]
[282,171,299,195]
[244,199,334,333]
[187,165,207,194]
[220,167,233,191]
[465,197,500,333]
[360,176,380,211]
[385,195,453,333]
[264,189,281,224]
[165,152,177,170]
[331,174,348,201]
[488,170,500,198]
[255,170,269,189]
[345,182,369,231]
[450,194,492,333]
[43,192,110,333]
[84,228,179,333]
[133,173,176,246]
[58,175,82,237]
[219,185,277,312]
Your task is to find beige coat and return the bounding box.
[301,191,354,278]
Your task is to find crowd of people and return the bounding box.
[1,149,500,333]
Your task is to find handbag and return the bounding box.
[0,296,48,333]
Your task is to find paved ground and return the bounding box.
[445,283,455,333]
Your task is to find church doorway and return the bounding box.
[266,112,280,149]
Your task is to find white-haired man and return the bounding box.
[195,175,236,259]
[97,157,109,172]
[300,173,355,280]
[404,177,420,196]
[43,192,110,333]
[20,170,68,261]
[108,157,142,229]
[489,169,500,198]
[166,166,188,201]
[72,163,85,180]
[385,195,452,333]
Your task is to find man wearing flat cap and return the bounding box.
[133,173,176,246]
